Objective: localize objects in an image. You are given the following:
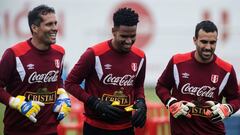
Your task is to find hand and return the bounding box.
[53,88,71,121]
[86,96,125,122]
[132,98,147,128]
[9,95,45,123]
[167,98,195,118]
[205,101,233,123]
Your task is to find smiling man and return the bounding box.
[0,5,70,135]
[65,7,147,135]
[155,20,240,135]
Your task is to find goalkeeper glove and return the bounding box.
[167,97,195,118]
[132,98,147,128]
[53,88,71,121]
[9,95,45,123]
[86,96,125,122]
[205,101,233,123]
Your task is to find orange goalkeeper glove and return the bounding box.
[205,101,233,123]
[167,97,195,118]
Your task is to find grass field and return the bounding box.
[0,87,160,135]
[0,104,5,135]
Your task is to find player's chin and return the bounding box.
[122,45,132,52]
[201,55,212,61]
[121,48,131,53]
[49,39,56,45]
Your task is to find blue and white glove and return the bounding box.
[53,88,71,121]
[9,95,45,123]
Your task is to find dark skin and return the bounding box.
[111,25,137,53]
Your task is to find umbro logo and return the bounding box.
[104,64,112,70]
[27,64,35,70]
[182,72,189,79]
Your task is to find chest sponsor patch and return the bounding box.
[24,88,57,104]
[189,106,212,118]
[101,90,130,106]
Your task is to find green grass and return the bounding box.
[145,87,161,103]
[0,104,5,135]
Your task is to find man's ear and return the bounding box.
[193,36,197,46]
[31,24,38,33]
[112,27,117,36]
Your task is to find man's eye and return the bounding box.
[200,40,216,44]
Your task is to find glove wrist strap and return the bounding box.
[166,97,177,108]
[226,104,233,115]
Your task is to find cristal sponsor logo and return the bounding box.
[28,70,59,83]
[25,90,57,104]
[102,94,130,106]
[103,74,135,86]
[181,83,215,98]
[189,106,212,118]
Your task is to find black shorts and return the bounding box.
[83,122,134,135]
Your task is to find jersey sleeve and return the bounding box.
[65,48,95,103]
[0,49,15,105]
[134,55,146,100]
[222,67,240,113]
[155,57,175,104]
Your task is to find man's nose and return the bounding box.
[125,38,132,44]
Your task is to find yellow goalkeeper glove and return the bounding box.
[53,88,71,121]
[9,95,45,123]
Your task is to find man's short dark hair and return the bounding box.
[195,20,218,39]
[113,7,139,27]
[28,4,55,33]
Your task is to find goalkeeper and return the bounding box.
[65,7,146,135]
[155,20,240,135]
[0,5,71,135]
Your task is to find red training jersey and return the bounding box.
[0,39,65,135]
[156,51,240,135]
[65,40,146,130]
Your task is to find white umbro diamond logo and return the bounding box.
[182,72,189,79]
[104,64,112,70]
[27,64,35,70]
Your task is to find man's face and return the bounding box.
[33,13,58,46]
[112,25,137,53]
[193,29,217,63]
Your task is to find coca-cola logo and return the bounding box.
[28,71,59,84]
[181,83,216,98]
[103,74,135,86]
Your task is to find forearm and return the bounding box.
[65,80,90,103]
[227,98,240,113]
[155,82,172,105]
[134,87,145,100]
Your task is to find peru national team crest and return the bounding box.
[131,63,138,72]
[211,74,219,83]
[55,59,60,68]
